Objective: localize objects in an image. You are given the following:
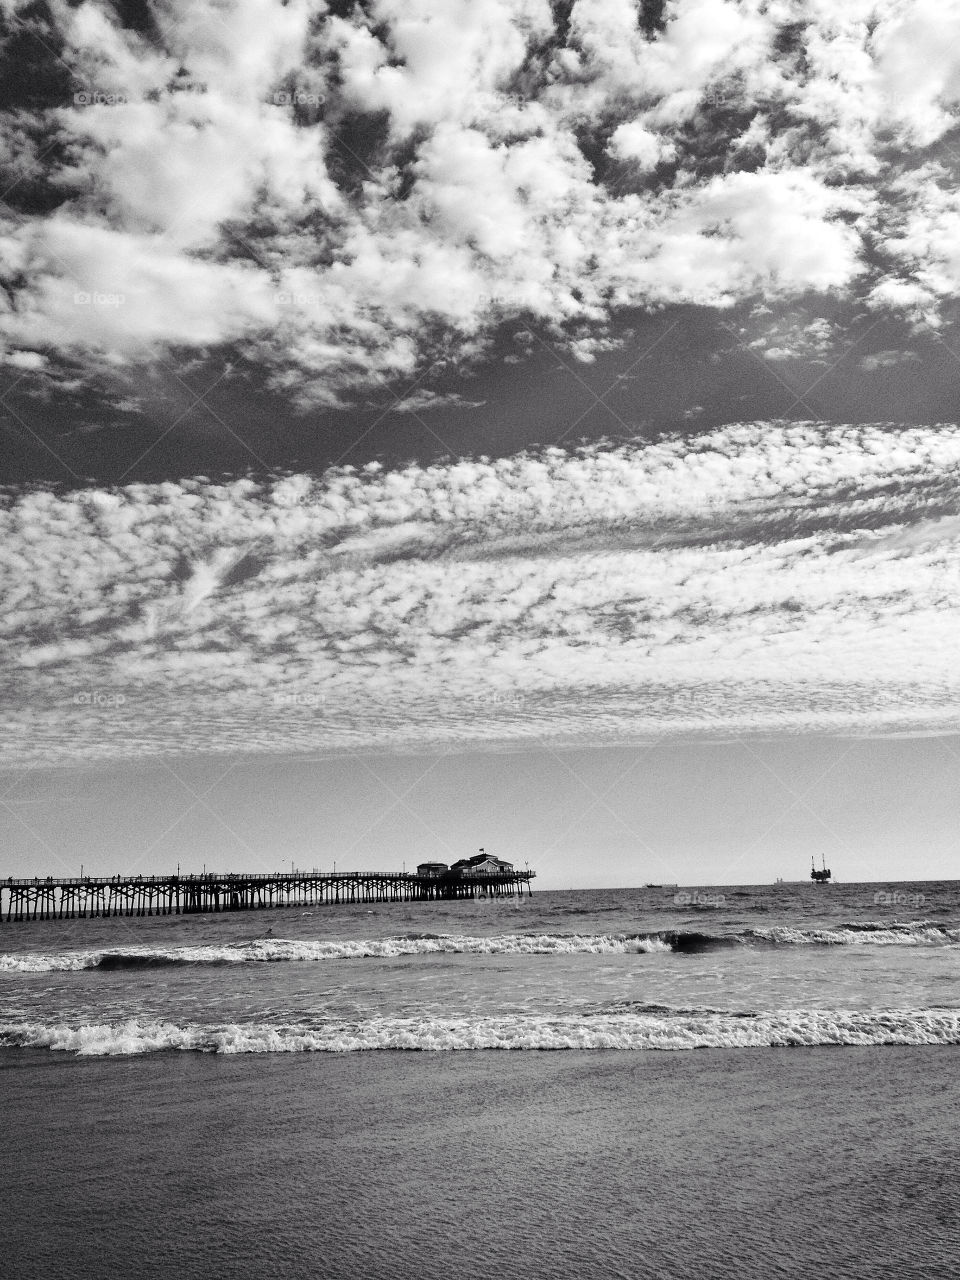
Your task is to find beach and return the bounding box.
[3,1045,958,1280]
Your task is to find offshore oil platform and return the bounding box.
[810,855,832,884]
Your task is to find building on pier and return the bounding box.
[451,851,514,877]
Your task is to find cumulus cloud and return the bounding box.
[3,420,960,765]
[1,0,959,403]
[606,121,675,169]
[743,314,838,363]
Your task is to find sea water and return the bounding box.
[1,882,958,1278]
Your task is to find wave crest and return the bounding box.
[2,920,957,974]
[748,922,960,947]
[2,1008,958,1056]
[0,932,674,973]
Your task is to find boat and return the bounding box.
[810,855,831,884]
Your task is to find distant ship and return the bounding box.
[810,855,832,884]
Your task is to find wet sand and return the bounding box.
[2,1046,958,1280]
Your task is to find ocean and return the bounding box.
[2,881,958,1278]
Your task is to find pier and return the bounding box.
[0,867,535,922]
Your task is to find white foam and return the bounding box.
[3,921,957,976]
[752,923,960,947]
[0,951,95,973]
[2,1008,958,1056]
[0,932,673,973]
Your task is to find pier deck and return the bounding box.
[1,868,535,922]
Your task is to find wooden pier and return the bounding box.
[0,867,535,923]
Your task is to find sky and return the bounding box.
[2,0,960,886]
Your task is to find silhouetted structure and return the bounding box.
[1,864,535,922]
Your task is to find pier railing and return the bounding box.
[1,868,536,922]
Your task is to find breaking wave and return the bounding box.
[2,920,958,974]
[661,921,960,952]
[2,1007,959,1056]
[0,932,673,973]
[745,922,960,947]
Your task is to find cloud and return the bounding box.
[390,390,486,414]
[3,420,960,765]
[859,349,921,372]
[606,121,675,169]
[1,1,959,404]
[743,315,838,363]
